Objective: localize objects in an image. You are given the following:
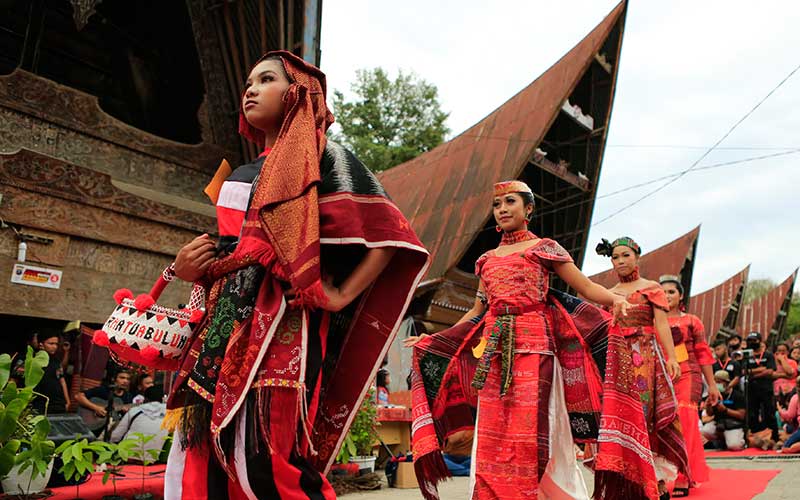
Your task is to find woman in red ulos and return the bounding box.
[164,52,429,499]
[660,275,720,496]
[593,238,687,500]
[406,180,630,500]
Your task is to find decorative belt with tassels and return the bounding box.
[471,302,547,396]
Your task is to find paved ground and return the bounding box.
[342,456,800,499]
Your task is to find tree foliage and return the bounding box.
[331,68,449,172]
[786,293,800,337]
[743,278,776,304]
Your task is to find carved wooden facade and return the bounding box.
[0,0,322,324]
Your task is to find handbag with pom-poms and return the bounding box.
[92,264,205,370]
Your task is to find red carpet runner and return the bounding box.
[683,468,779,499]
[705,447,800,458]
[48,465,165,500]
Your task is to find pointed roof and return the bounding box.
[740,270,798,340]
[691,265,750,340]
[378,1,627,281]
[589,226,700,290]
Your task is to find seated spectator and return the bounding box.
[701,370,746,451]
[110,385,169,460]
[790,346,800,364]
[75,370,134,427]
[131,373,155,405]
[774,343,798,406]
[376,369,391,406]
[778,376,800,453]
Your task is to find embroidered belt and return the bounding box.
[472,302,547,396]
[489,302,547,316]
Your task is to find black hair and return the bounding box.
[659,277,684,296]
[728,334,742,343]
[144,384,165,403]
[518,191,535,209]
[38,331,60,343]
[712,339,727,349]
[520,192,535,225]
[595,239,613,257]
[376,369,389,388]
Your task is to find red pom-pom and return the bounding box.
[189,309,205,323]
[134,294,155,311]
[93,330,110,347]
[140,345,160,362]
[113,288,134,305]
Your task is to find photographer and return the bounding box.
[701,370,746,450]
[743,331,778,441]
[712,340,741,391]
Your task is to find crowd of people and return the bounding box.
[701,332,800,454]
[12,331,171,461]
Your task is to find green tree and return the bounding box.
[743,278,776,303]
[786,293,800,337]
[331,68,449,172]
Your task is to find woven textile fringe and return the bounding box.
[593,470,649,500]
[414,452,452,500]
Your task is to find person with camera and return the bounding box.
[711,340,741,391]
[700,370,746,450]
[743,331,779,441]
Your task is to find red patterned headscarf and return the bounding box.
[238,51,335,303]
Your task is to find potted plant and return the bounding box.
[0,348,57,496]
[128,432,161,500]
[347,388,380,474]
[56,438,107,500]
[331,433,359,477]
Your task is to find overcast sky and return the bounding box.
[320,1,800,294]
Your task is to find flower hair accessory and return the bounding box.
[597,237,641,257]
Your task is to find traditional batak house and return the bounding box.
[690,266,750,343]
[379,1,628,334]
[0,0,322,391]
[740,270,798,346]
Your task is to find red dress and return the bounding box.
[471,239,585,500]
[594,287,689,500]
[668,313,714,484]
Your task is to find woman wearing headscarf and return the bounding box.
[162,52,429,499]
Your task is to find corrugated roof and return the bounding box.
[691,266,750,339]
[377,1,627,281]
[589,226,700,289]
[740,270,798,339]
